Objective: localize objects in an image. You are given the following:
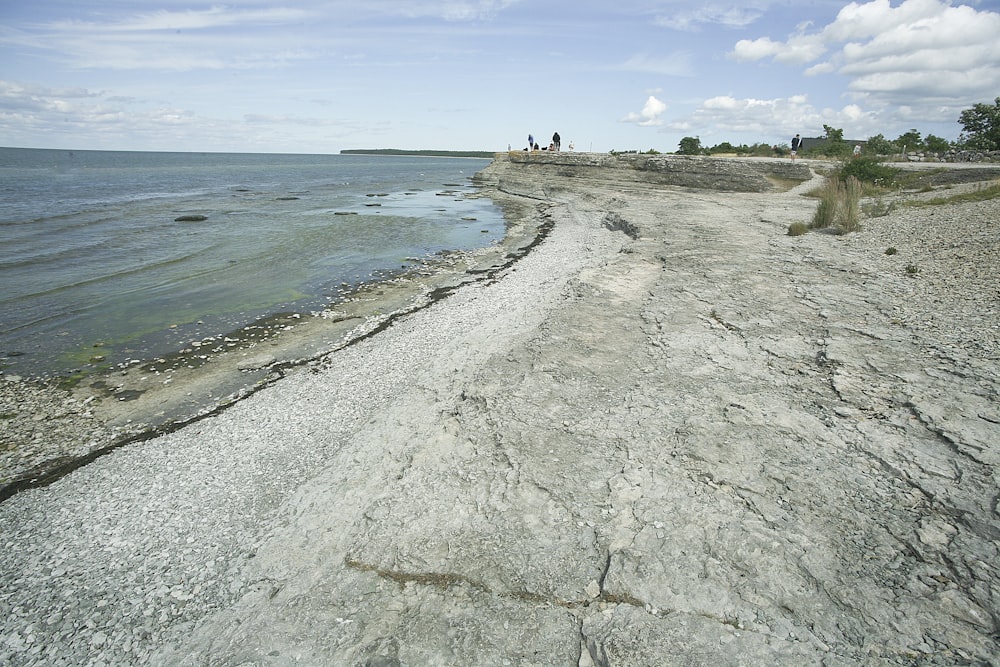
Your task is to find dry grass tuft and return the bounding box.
[811,176,862,234]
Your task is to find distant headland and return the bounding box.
[340,149,495,158]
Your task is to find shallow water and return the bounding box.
[0,148,504,378]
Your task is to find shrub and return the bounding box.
[787,222,809,236]
[865,134,898,155]
[838,156,899,188]
[839,177,863,233]
[811,179,840,229]
[811,176,863,234]
[885,247,898,255]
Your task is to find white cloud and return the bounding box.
[731,0,1000,113]
[2,6,323,72]
[0,2,529,73]
[618,53,694,77]
[655,4,764,31]
[730,36,783,61]
[0,79,366,151]
[732,29,826,65]
[395,0,523,21]
[621,96,668,126]
[702,95,740,110]
[47,7,313,33]
[665,94,882,141]
[0,80,97,104]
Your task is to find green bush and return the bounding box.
[838,156,899,187]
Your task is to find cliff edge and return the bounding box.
[474,150,814,196]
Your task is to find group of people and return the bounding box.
[525,132,565,151]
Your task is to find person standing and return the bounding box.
[552,132,561,151]
[528,133,534,151]
[791,134,801,161]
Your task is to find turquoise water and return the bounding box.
[0,148,503,378]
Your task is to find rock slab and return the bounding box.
[1,157,998,666]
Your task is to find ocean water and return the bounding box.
[0,148,504,378]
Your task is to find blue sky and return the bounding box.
[2,0,999,153]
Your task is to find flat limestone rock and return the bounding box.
[4,157,998,667]
[236,354,277,371]
[152,163,999,664]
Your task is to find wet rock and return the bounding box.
[236,354,276,371]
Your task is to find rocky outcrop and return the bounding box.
[877,149,1000,163]
[3,162,999,666]
[474,151,813,196]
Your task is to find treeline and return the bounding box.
[675,96,1000,157]
[340,149,495,158]
[675,127,950,158]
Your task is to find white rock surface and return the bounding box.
[2,158,998,666]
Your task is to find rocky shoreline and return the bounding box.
[0,193,546,498]
[1,155,998,665]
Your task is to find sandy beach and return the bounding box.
[1,153,998,665]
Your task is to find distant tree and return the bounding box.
[924,134,951,154]
[708,141,736,154]
[822,124,845,143]
[865,133,897,155]
[821,124,850,156]
[895,129,924,152]
[677,136,703,155]
[958,97,1000,150]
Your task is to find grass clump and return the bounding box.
[811,176,863,234]
[787,222,809,236]
[806,157,900,234]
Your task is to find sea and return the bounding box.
[0,147,505,380]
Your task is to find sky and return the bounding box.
[1,0,999,154]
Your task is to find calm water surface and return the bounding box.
[0,148,504,378]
